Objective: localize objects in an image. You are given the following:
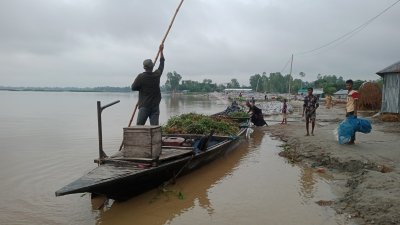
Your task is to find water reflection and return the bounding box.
[94,138,252,225]
[298,165,334,204]
[163,94,218,116]
[247,127,267,149]
[299,166,317,200]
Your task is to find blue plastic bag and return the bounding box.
[338,115,372,144]
[338,118,355,144]
[358,118,372,133]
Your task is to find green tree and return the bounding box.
[260,73,269,93]
[165,71,182,92]
[324,86,337,95]
[291,78,303,94]
[249,74,261,91]
[201,79,216,92]
[217,84,226,92]
[352,80,364,90]
[269,72,286,93]
[180,79,220,93]
[227,79,240,88]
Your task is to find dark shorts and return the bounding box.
[305,111,316,121]
[346,111,355,117]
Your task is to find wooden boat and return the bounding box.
[55,108,249,201]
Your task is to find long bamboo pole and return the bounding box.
[153,0,185,65]
[120,0,185,151]
[119,103,138,151]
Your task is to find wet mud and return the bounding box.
[265,102,400,225]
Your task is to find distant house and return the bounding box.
[376,61,400,113]
[333,89,348,100]
[297,88,308,95]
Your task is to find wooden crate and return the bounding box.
[122,126,162,159]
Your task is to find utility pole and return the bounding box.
[289,54,293,97]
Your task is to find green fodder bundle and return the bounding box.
[358,82,382,110]
[227,111,249,118]
[162,113,240,136]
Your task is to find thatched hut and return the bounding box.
[358,82,381,110]
[376,61,400,113]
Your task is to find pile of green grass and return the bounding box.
[162,113,239,135]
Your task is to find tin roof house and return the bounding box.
[376,60,400,113]
[333,89,348,99]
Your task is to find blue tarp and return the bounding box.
[338,115,372,144]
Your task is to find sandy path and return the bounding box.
[264,103,400,225]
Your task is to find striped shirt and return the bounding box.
[303,95,319,113]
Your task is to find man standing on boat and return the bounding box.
[131,44,165,125]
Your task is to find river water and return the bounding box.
[0,91,349,225]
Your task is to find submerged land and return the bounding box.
[265,101,400,225]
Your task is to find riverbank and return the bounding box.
[264,102,400,224]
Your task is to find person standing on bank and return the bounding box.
[302,87,319,136]
[281,99,288,125]
[131,44,165,125]
[345,79,359,144]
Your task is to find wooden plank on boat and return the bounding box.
[162,145,193,150]
[108,148,193,163]
[159,148,193,161]
[57,154,195,197]
[55,163,146,196]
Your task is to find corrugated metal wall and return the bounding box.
[381,74,400,113]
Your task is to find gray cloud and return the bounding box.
[0,0,399,87]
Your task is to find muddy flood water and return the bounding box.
[0,91,350,225]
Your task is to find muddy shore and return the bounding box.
[265,101,400,225]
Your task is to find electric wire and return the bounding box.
[295,0,400,56]
[280,57,292,74]
[278,0,400,76]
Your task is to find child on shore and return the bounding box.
[281,99,288,124]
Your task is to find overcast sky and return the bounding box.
[0,0,399,87]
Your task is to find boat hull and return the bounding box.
[56,129,246,201]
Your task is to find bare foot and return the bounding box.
[305,133,309,136]
[311,133,314,136]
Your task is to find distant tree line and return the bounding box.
[248,72,381,95]
[163,70,382,94]
[162,71,248,93]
